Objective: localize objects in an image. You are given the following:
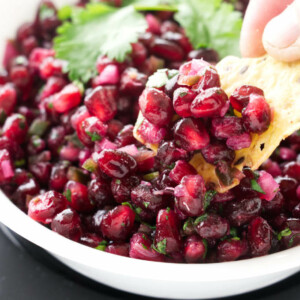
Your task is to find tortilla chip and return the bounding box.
[134,55,300,193]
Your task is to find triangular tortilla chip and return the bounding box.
[134,55,300,193]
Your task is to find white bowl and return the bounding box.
[0,1,299,299]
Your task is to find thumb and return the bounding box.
[263,0,300,62]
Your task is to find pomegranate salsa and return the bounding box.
[0,0,299,263]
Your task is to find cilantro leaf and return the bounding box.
[194,213,208,226]
[152,238,167,255]
[54,3,147,82]
[251,179,266,194]
[95,240,108,251]
[64,189,72,202]
[204,190,217,210]
[174,0,242,58]
[277,228,292,241]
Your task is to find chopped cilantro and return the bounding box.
[204,190,217,211]
[95,240,108,251]
[58,5,73,21]
[230,227,238,237]
[288,233,300,247]
[194,213,208,226]
[277,228,292,241]
[143,201,150,208]
[143,171,160,181]
[121,222,126,227]
[141,243,148,250]
[82,158,98,173]
[29,119,50,137]
[166,207,170,213]
[14,159,26,167]
[152,238,167,255]
[122,202,133,209]
[32,137,42,148]
[135,207,142,215]
[251,179,266,194]
[48,102,54,109]
[86,131,102,142]
[165,215,169,220]
[142,234,147,240]
[64,189,72,202]
[231,237,240,241]
[0,110,6,124]
[183,218,193,232]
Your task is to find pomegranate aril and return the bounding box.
[52,84,82,113]
[0,149,14,183]
[88,179,113,208]
[150,38,184,61]
[282,161,300,181]
[256,171,280,201]
[0,84,17,117]
[262,192,284,216]
[184,235,207,263]
[242,94,271,134]
[280,219,300,248]
[224,197,262,227]
[174,175,206,217]
[97,150,137,179]
[3,113,28,144]
[191,87,228,118]
[155,208,181,254]
[111,176,140,204]
[106,243,130,257]
[211,116,243,140]
[106,119,124,140]
[173,87,196,117]
[161,20,180,33]
[195,67,221,91]
[201,141,235,165]
[120,68,147,96]
[229,85,264,112]
[47,126,65,154]
[64,180,95,213]
[29,162,52,185]
[217,239,248,262]
[39,57,65,79]
[226,132,252,150]
[169,160,197,184]
[173,118,210,151]
[115,125,135,147]
[49,162,69,191]
[187,48,219,63]
[96,64,120,85]
[260,159,282,177]
[139,88,173,127]
[279,147,297,161]
[29,47,55,70]
[84,86,117,122]
[28,190,67,224]
[51,208,82,242]
[247,217,272,257]
[101,205,135,241]
[131,42,147,66]
[129,232,164,262]
[80,233,105,248]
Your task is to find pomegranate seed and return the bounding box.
[49,162,68,191]
[161,20,180,33]
[16,22,35,42]
[226,132,252,150]
[211,116,243,139]
[146,14,161,34]
[3,41,20,70]
[47,126,65,154]
[201,141,235,165]
[173,87,196,117]
[84,86,117,122]
[247,217,272,257]
[195,213,229,239]
[279,147,297,161]
[187,48,219,62]
[3,113,28,144]
[29,48,55,70]
[28,190,67,224]
[260,159,282,177]
[230,85,264,112]
[135,148,155,172]
[115,125,135,147]
[131,42,147,66]
[106,243,130,257]
[139,88,173,127]
[280,219,300,248]
[257,171,280,201]
[131,183,166,212]
[191,88,228,118]
[0,84,17,117]
[111,176,140,204]
[151,38,184,61]
[173,118,210,151]
[262,192,284,216]
[70,106,91,130]
[129,233,164,262]
[106,119,124,140]
[101,205,135,241]
[194,67,221,91]
[88,179,113,208]
[80,233,105,248]
[76,116,107,147]
[41,76,67,100]
[96,64,120,85]
[52,84,82,113]
[242,94,271,134]
[51,208,82,242]
[39,57,65,79]
[282,161,300,181]
[29,162,52,185]
[217,239,248,262]
[0,149,14,183]
[120,68,147,96]
[64,180,95,213]
[174,175,206,217]
[169,160,197,184]
[184,235,207,263]
[224,197,262,226]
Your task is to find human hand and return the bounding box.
[240,0,300,62]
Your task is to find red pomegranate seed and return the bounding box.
[51,208,82,242]
[146,14,161,34]
[106,243,130,257]
[134,148,155,172]
[3,41,20,69]
[64,180,95,213]
[191,87,228,118]
[28,190,67,224]
[101,205,136,241]
[29,162,52,185]
[280,219,300,248]
[80,233,105,248]
[282,161,300,181]
[257,171,280,201]
[129,232,164,262]
[115,125,135,147]
[131,42,147,66]
[41,76,67,100]
[3,113,28,144]
[106,119,124,140]
[169,160,197,184]
[52,84,82,113]
[279,147,297,161]
[242,94,271,134]
[49,162,68,191]
[229,85,264,112]
[70,106,91,130]
[195,213,230,239]
[111,176,140,204]
[173,118,210,151]
[120,68,147,96]
[194,67,221,91]
[155,208,181,254]
[16,22,35,42]
[29,47,55,70]
[97,149,137,179]
[39,57,65,79]
[76,116,107,147]
[247,217,272,257]
[217,239,248,262]
[187,48,219,63]
[150,38,184,61]
[184,235,207,263]
[173,87,196,117]
[96,64,120,85]
[262,192,284,216]
[87,179,112,208]
[0,149,14,183]
[226,132,252,150]
[224,197,262,227]
[0,84,17,116]
[201,141,235,165]
[139,88,173,127]
[136,118,167,144]
[211,116,243,140]
[84,86,117,122]
[260,159,282,177]
[174,175,206,217]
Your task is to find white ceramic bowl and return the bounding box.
[0,1,300,299]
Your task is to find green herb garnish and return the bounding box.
[194,213,208,226]
[277,228,292,241]
[64,189,72,202]
[152,238,167,255]
[204,190,217,211]
[95,240,108,251]
[251,179,265,194]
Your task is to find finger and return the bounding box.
[240,0,293,58]
[263,0,300,62]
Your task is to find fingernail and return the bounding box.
[264,5,300,49]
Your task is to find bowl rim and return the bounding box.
[1,191,299,282]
